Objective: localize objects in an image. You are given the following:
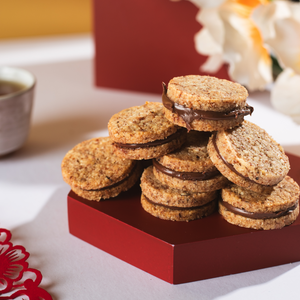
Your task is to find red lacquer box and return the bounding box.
[68,153,300,284]
[92,0,229,94]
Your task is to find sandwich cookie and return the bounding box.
[153,131,229,192]
[162,75,253,132]
[140,166,217,221]
[207,121,290,194]
[219,176,300,230]
[108,102,187,160]
[61,137,142,201]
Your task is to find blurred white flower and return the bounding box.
[190,0,273,91]
[252,1,300,123]
[271,68,300,124]
[184,0,300,124]
[252,1,300,75]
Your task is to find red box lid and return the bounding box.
[93,0,229,94]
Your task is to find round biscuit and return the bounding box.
[112,130,186,160]
[61,137,135,190]
[219,200,299,230]
[207,121,290,188]
[164,108,245,132]
[108,101,179,144]
[153,166,228,193]
[70,163,142,201]
[141,193,217,222]
[140,166,217,207]
[222,176,300,213]
[156,130,214,173]
[167,75,248,112]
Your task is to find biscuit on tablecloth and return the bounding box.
[162,75,253,132]
[61,137,141,201]
[207,120,290,193]
[153,131,228,193]
[219,176,300,230]
[108,102,187,160]
[140,166,217,221]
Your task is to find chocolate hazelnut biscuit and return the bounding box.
[153,131,229,192]
[207,121,290,193]
[162,75,253,132]
[61,137,141,201]
[219,176,300,230]
[108,102,187,160]
[140,166,217,221]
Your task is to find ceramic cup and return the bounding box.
[0,67,35,156]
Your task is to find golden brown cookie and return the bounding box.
[71,162,142,201]
[219,176,300,230]
[153,131,229,192]
[108,101,187,160]
[140,166,217,221]
[162,75,252,131]
[61,137,141,201]
[207,120,290,193]
[141,193,217,222]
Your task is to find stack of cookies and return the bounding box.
[62,101,186,202]
[140,131,228,221]
[159,75,299,229]
[207,120,299,230]
[62,75,300,230]
[137,75,253,222]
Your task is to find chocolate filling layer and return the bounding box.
[162,82,253,131]
[144,194,214,210]
[88,163,138,191]
[220,198,298,219]
[212,134,259,185]
[114,128,186,149]
[153,159,220,181]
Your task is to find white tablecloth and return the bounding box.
[1,35,300,300]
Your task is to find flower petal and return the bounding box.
[220,5,272,90]
[200,54,224,73]
[194,27,223,55]
[196,8,225,48]
[192,0,272,91]
[253,2,300,74]
[271,68,300,124]
[267,18,300,74]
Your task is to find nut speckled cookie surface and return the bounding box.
[108,102,186,159]
[70,162,142,201]
[153,166,228,193]
[167,75,248,112]
[153,131,228,192]
[222,176,300,213]
[141,193,217,222]
[140,166,217,207]
[108,102,179,144]
[207,121,290,190]
[61,137,135,190]
[156,131,214,173]
[219,176,300,230]
[163,75,252,131]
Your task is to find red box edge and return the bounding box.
[68,194,175,284]
[173,223,300,284]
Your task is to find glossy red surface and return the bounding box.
[92,0,229,94]
[68,153,300,284]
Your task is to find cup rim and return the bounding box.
[0,66,36,101]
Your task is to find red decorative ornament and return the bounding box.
[0,228,52,300]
